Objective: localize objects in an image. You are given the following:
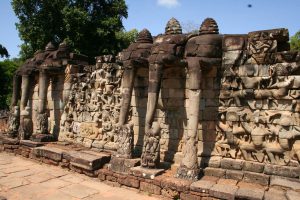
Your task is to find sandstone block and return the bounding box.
[225,170,244,181]
[190,180,215,193]
[270,176,300,191]
[235,187,265,200]
[209,183,238,200]
[68,150,110,171]
[32,146,63,161]
[140,182,161,195]
[180,192,201,200]
[204,167,226,178]
[264,188,287,200]
[220,158,244,170]
[243,161,265,173]
[243,171,270,186]
[264,164,300,178]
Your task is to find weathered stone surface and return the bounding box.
[209,183,238,200]
[225,170,244,181]
[180,192,202,200]
[243,171,270,186]
[68,150,111,171]
[20,140,44,148]
[264,164,300,178]
[223,34,247,51]
[190,180,215,193]
[204,167,226,178]
[32,146,63,161]
[109,156,140,173]
[235,187,265,200]
[140,181,161,195]
[243,161,265,173]
[220,158,244,170]
[130,166,165,179]
[270,176,300,190]
[264,188,287,200]
[286,190,300,200]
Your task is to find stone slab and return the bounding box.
[109,156,140,173]
[225,170,244,181]
[204,167,226,178]
[220,158,244,170]
[264,188,287,200]
[243,161,265,173]
[130,166,165,179]
[286,190,300,200]
[243,171,270,186]
[32,146,64,161]
[20,140,44,148]
[264,164,300,178]
[2,137,19,145]
[190,180,215,193]
[31,134,56,142]
[68,150,111,171]
[209,183,238,200]
[270,176,300,190]
[235,187,265,200]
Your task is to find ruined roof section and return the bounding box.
[165,17,182,35]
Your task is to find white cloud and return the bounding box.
[157,0,180,8]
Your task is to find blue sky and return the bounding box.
[1,0,300,59]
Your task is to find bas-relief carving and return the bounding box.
[141,122,161,168]
[59,55,126,150]
[216,28,300,166]
[141,18,187,169]
[7,106,20,138]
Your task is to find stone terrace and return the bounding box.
[1,143,300,200]
[0,151,159,200]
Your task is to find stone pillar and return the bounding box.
[36,70,49,135]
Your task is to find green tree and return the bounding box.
[12,0,129,60]
[0,44,9,58]
[290,31,300,51]
[0,59,21,109]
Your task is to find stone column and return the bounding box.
[36,70,49,134]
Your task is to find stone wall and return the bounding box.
[3,18,300,181]
[215,29,300,167]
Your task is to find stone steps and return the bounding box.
[31,145,111,174]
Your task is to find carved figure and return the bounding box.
[177,18,222,180]
[141,122,161,168]
[116,124,134,158]
[7,106,20,138]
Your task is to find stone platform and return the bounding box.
[1,136,300,200]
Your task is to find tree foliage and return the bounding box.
[12,0,129,60]
[290,31,300,51]
[0,44,9,58]
[0,59,21,109]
